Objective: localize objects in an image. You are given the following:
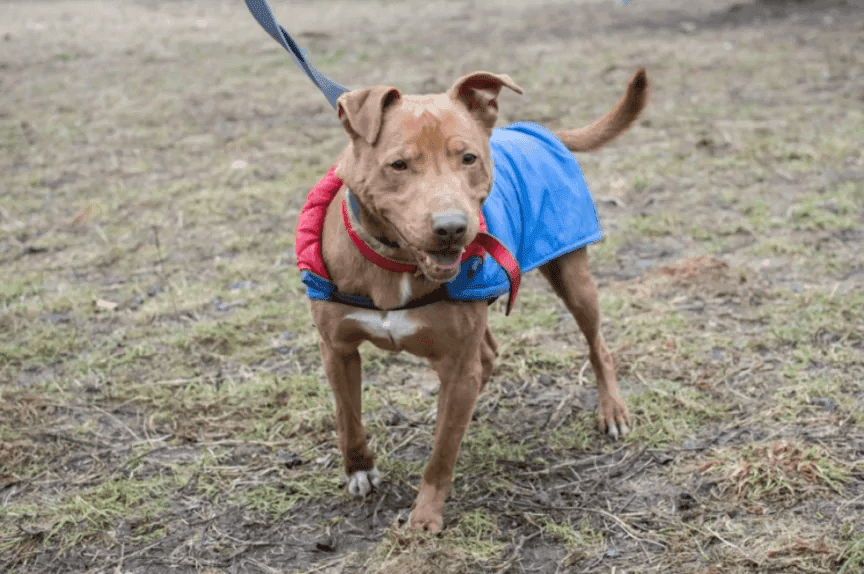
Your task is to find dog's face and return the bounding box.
[336,73,522,283]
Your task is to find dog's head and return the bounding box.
[335,72,522,282]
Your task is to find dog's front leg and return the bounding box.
[410,339,485,532]
[318,339,380,496]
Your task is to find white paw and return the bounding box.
[347,467,381,497]
[606,421,631,439]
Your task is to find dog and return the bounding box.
[295,68,649,532]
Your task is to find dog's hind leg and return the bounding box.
[480,326,498,391]
[540,247,630,438]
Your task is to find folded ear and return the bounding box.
[448,72,523,132]
[337,86,401,146]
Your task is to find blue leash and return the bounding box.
[244,0,349,109]
[245,1,634,108]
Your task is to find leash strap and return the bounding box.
[245,0,349,109]
[471,232,520,316]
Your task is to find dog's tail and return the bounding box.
[556,68,649,153]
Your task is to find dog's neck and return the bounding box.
[321,188,442,310]
[344,190,415,266]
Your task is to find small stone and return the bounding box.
[314,536,336,552]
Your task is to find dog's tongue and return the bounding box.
[423,248,463,271]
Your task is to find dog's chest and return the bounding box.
[345,309,420,345]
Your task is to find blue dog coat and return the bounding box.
[445,122,602,301]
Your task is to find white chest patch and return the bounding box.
[346,309,419,343]
[399,273,413,307]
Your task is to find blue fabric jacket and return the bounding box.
[301,122,602,305]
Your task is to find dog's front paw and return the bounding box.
[598,396,631,439]
[408,480,446,532]
[347,467,381,497]
[409,504,444,533]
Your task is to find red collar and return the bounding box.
[341,198,417,273]
[341,193,521,314]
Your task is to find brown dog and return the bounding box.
[305,68,648,532]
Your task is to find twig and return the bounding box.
[301,555,348,573]
[382,428,421,459]
[90,540,161,574]
[245,558,282,574]
[152,225,178,313]
[36,431,111,450]
[837,493,864,512]
[494,530,541,574]
[577,359,590,386]
[113,542,124,574]
[703,524,761,566]
[584,507,666,556]
[521,445,631,476]
[91,404,141,442]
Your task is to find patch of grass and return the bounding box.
[748,236,807,257]
[590,232,627,264]
[625,381,724,448]
[770,374,858,424]
[488,290,560,336]
[366,508,504,572]
[0,273,43,308]
[541,515,602,556]
[458,425,530,478]
[0,317,84,380]
[740,198,779,232]
[114,372,330,445]
[449,507,505,561]
[735,135,820,172]
[603,291,696,361]
[788,191,860,232]
[838,531,864,574]
[619,211,683,238]
[371,528,476,574]
[699,441,848,507]
[378,458,425,486]
[545,411,595,452]
[231,483,307,521]
[763,289,864,354]
[281,468,345,505]
[0,475,175,559]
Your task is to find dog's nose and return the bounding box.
[431,211,468,242]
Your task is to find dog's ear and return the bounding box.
[448,72,523,131]
[337,86,401,146]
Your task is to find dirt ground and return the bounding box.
[2,0,863,572]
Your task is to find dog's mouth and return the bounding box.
[414,247,464,282]
[423,248,463,269]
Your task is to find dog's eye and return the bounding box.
[390,160,408,171]
[462,153,477,165]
